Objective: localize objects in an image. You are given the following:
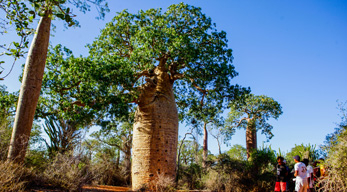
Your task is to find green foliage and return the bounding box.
[0,85,43,161]
[39,44,131,128]
[227,94,283,141]
[85,2,245,114]
[204,147,276,192]
[0,0,109,78]
[178,139,202,166]
[89,112,134,155]
[226,144,247,161]
[321,101,347,157]
[285,143,319,167]
[43,115,84,157]
[319,101,347,191]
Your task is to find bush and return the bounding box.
[39,152,93,191]
[177,163,204,190]
[204,154,251,192]
[149,172,176,192]
[319,129,347,192]
[0,161,31,192]
[90,156,128,186]
[203,148,276,192]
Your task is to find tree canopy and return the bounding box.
[227,94,283,140]
[0,0,109,78]
[40,3,247,128]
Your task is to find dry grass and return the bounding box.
[0,161,31,192]
[148,172,176,192]
[39,152,92,191]
[318,130,347,192]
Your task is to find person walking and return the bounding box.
[303,158,314,192]
[293,155,308,192]
[275,156,288,192]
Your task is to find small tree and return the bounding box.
[90,115,134,183]
[227,94,283,159]
[43,116,84,157]
[226,144,247,161]
[0,85,17,160]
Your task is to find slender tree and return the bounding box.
[227,94,283,159]
[6,0,109,163]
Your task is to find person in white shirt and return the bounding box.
[294,155,309,192]
[303,158,314,192]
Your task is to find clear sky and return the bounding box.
[1,0,346,155]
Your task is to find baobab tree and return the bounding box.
[227,94,283,159]
[42,3,245,189]
[4,0,108,163]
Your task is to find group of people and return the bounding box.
[275,155,326,192]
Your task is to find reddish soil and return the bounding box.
[81,185,132,192]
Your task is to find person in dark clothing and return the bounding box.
[275,156,288,192]
[283,159,291,191]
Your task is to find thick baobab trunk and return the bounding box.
[202,122,208,168]
[246,123,257,160]
[8,13,51,163]
[132,68,178,190]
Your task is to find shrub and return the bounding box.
[0,161,31,192]
[149,172,176,192]
[318,129,347,192]
[90,156,127,186]
[203,148,276,192]
[39,152,93,191]
[177,163,204,190]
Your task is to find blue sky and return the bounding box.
[1,0,346,156]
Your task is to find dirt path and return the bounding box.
[81,185,132,192]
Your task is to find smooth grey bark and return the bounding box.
[202,122,208,168]
[8,13,51,163]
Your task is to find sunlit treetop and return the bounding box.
[40,3,248,127]
[0,0,109,79]
[227,94,283,140]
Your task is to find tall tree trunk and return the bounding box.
[132,68,178,190]
[246,121,257,160]
[202,122,208,168]
[7,13,51,163]
[115,149,120,170]
[123,139,132,185]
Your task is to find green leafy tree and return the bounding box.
[284,143,319,167]
[43,115,84,157]
[321,101,347,156]
[184,96,226,168]
[183,88,248,167]
[319,101,347,191]
[45,3,244,189]
[90,114,134,183]
[6,0,109,163]
[227,94,283,159]
[0,85,17,160]
[226,144,247,161]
